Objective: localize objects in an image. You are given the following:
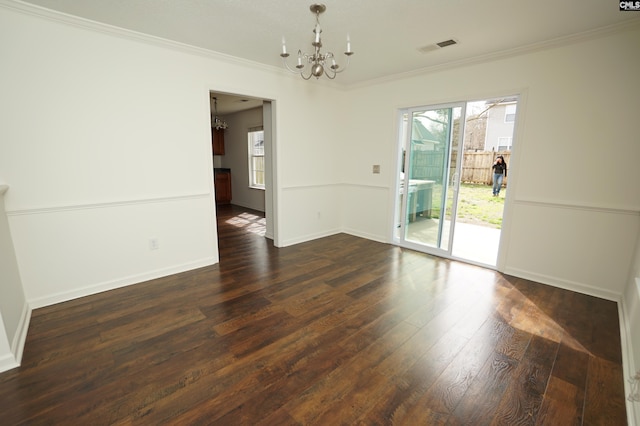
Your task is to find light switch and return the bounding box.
[372,165,381,174]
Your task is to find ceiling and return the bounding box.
[209,93,264,116]
[18,0,640,113]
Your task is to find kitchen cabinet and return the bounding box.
[214,168,231,204]
[212,128,225,155]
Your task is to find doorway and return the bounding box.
[393,97,517,267]
[209,92,278,246]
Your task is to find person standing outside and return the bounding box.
[492,155,507,196]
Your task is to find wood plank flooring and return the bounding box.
[0,204,627,425]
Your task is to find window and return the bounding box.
[498,137,512,151]
[248,127,265,189]
[504,104,517,123]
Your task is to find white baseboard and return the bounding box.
[506,266,637,424]
[0,302,31,374]
[620,297,640,426]
[2,259,216,373]
[228,201,264,213]
[0,353,19,374]
[11,302,31,366]
[341,228,388,244]
[502,266,620,301]
[279,229,342,247]
[28,257,217,309]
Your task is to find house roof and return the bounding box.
[411,120,439,145]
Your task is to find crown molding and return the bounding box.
[348,18,640,90]
[0,0,283,75]
[2,0,638,91]
[0,0,348,89]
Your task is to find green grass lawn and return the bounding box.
[455,183,505,228]
[430,183,505,228]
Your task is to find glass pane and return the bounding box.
[248,129,265,187]
[404,108,453,249]
[252,157,264,186]
[251,131,264,155]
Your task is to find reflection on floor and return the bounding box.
[220,202,500,267]
[219,205,266,237]
[405,218,500,266]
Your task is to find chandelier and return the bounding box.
[280,4,354,80]
[212,96,228,130]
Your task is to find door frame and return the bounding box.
[208,89,280,247]
[393,101,467,259]
[391,93,524,271]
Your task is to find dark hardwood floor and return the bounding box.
[0,204,627,425]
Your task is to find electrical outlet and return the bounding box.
[149,238,159,250]
[372,165,381,174]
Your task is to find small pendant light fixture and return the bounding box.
[212,96,228,130]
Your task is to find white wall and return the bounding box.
[0,185,28,371]
[341,25,640,301]
[624,232,640,423]
[1,7,218,308]
[0,2,346,315]
[275,85,347,246]
[218,106,265,212]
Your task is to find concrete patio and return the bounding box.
[405,218,501,266]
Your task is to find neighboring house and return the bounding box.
[411,119,440,151]
[484,98,517,151]
[409,119,444,182]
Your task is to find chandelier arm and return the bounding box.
[332,53,353,74]
[281,56,302,74]
[300,70,314,80]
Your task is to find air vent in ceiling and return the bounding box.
[437,39,458,48]
[418,38,458,53]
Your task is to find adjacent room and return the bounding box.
[1,0,639,423]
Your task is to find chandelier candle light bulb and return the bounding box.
[280,3,354,80]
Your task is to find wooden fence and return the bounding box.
[461,151,510,185]
[410,150,510,185]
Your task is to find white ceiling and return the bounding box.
[209,93,264,116]
[18,0,640,113]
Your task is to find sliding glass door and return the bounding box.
[395,103,465,257]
